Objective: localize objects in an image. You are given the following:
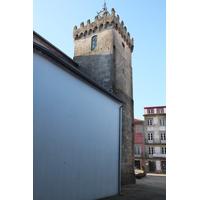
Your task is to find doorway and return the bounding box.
[149,161,156,172]
[135,160,140,169]
[161,161,166,173]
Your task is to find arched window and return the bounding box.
[91,35,97,50]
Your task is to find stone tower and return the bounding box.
[73,8,135,184]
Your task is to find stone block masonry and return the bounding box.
[73,8,135,185]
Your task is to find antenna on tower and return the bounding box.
[97,1,110,19]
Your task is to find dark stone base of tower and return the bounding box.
[73,8,135,185]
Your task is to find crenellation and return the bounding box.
[80,22,84,28]
[121,21,124,28]
[95,15,98,21]
[124,26,127,32]
[103,11,107,18]
[73,8,133,52]
[87,19,90,25]
[111,8,115,16]
[116,14,119,21]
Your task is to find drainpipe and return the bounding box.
[118,103,124,195]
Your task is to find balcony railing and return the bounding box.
[145,139,166,144]
[146,152,166,158]
[153,153,166,158]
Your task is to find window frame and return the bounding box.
[148,109,153,114]
[91,35,97,51]
[162,147,166,154]
[160,118,165,126]
[147,119,152,126]
[158,109,163,113]
[148,133,153,140]
[134,145,142,156]
[149,147,154,155]
[161,132,166,140]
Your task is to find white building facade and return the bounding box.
[33,32,124,200]
[143,106,166,173]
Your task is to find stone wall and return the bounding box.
[112,29,134,184]
[74,28,114,90]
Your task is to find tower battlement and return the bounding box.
[73,8,134,52]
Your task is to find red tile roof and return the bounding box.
[134,118,144,123]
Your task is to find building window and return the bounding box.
[147,119,152,126]
[160,119,165,125]
[149,147,154,155]
[148,133,153,140]
[134,145,142,156]
[91,35,97,50]
[161,133,166,140]
[162,147,166,154]
[158,109,163,113]
[148,109,153,114]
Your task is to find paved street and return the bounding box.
[100,173,166,200]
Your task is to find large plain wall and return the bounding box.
[33,52,121,200]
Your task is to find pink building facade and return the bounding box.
[134,118,145,171]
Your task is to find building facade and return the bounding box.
[33,32,125,200]
[143,106,166,173]
[134,119,145,171]
[73,8,135,184]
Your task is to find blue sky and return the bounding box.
[33,0,166,120]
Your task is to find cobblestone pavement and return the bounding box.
[99,173,166,200]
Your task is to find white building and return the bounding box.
[143,106,166,173]
[33,31,124,200]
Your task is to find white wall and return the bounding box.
[33,52,121,200]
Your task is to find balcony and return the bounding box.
[153,153,166,158]
[145,139,166,144]
[146,152,166,158]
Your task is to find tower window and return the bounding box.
[122,42,125,48]
[91,35,97,50]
